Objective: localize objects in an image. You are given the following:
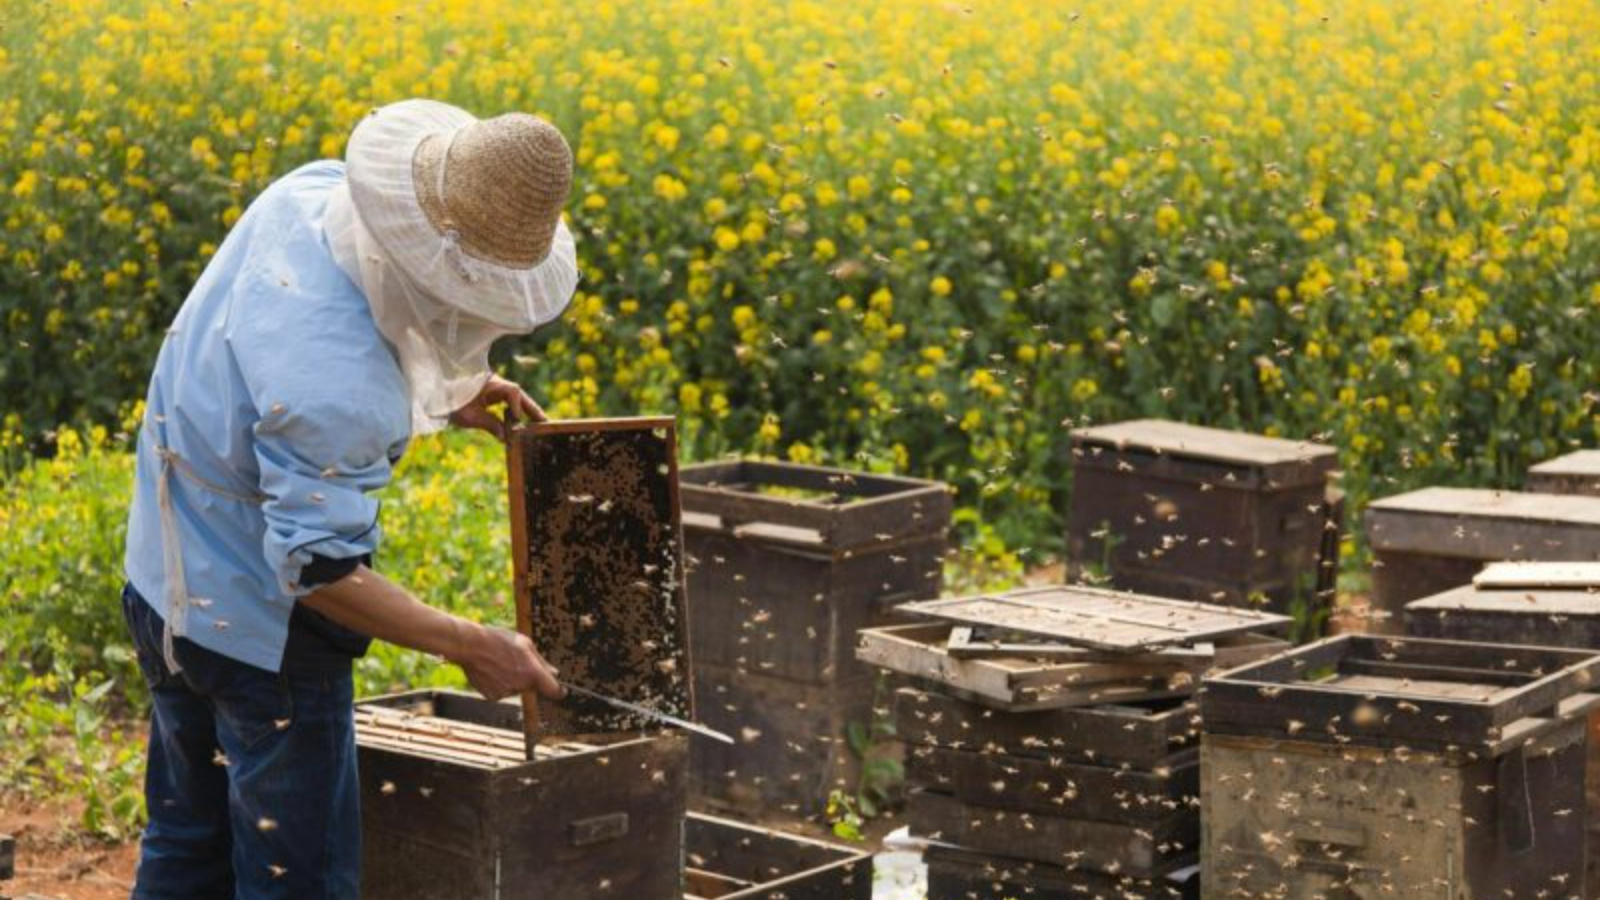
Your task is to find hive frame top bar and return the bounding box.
[896,584,1290,652]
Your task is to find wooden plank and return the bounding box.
[508,418,692,741]
[858,624,1201,710]
[1474,561,1600,590]
[898,586,1287,652]
[907,790,1195,877]
[1070,419,1337,470]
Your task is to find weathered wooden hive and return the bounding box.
[1407,562,1600,897]
[1364,487,1600,632]
[862,587,1288,899]
[678,460,950,817]
[359,419,695,900]
[358,691,688,900]
[1529,450,1600,496]
[1066,419,1341,615]
[683,811,872,900]
[1200,634,1600,900]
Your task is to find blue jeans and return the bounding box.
[122,585,360,900]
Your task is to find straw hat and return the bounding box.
[411,113,573,267]
[342,99,579,330]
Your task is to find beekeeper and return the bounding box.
[121,99,571,899]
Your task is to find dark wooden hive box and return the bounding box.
[908,789,1195,878]
[906,744,1197,825]
[689,663,885,818]
[1202,718,1591,900]
[1529,450,1600,496]
[1201,633,1600,750]
[1407,567,1600,898]
[893,686,1201,770]
[679,460,950,682]
[924,844,1198,900]
[1066,419,1340,614]
[357,690,688,900]
[679,460,950,817]
[1364,487,1600,633]
[1202,634,1600,899]
[683,812,871,900]
[358,419,698,899]
[895,686,1204,883]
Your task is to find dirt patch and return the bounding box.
[0,796,137,900]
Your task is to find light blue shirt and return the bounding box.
[125,161,411,673]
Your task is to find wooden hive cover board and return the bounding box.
[896,585,1288,652]
[1071,419,1336,469]
[507,418,691,743]
[1411,585,1600,619]
[1366,487,1600,557]
[1530,449,1600,477]
[1473,561,1600,590]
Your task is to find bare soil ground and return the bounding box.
[0,796,137,900]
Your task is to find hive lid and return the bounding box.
[1070,419,1337,487]
[1474,561,1600,590]
[895,585,1289,652]
[1365,487,1600,556]
[1530,449,1600,477]
[507,418,692,746]
[1407,582,1600,619]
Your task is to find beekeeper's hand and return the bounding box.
[450,374,547,440]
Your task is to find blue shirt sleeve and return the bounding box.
[253,394,399,596]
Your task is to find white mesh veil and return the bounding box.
[322,100,579,435]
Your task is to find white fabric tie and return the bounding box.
[151,437,266,674]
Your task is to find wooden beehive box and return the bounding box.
[896,686,1204,885]
[679,460,950,682]
[683,813,871,900]
[1200,634,1600,900]
[360,418,697,899]
[893,686,1201,770]
[357,691,688,900]
[1364,487,1600,633]
[678,460,950,816]
[1066,419,1340,614]
[1530,450,1600,496]
[923,844,1199,900]
[1407,562,1600,898]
